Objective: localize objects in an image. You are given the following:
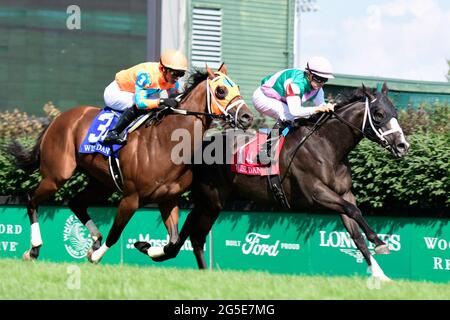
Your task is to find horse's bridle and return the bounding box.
[331,98,401,150]
[281,98,401,182]
[360,98,401,147]
[156,75,247,129]
[206,74,247,128]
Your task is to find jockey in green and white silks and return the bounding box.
[252,56,336,122]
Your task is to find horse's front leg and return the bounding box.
[311,184,391,281]
[340,192,391,281]
[341,191,390,254]
[155,199,181,259]
[88,193,139,264]
[340,213,391,281]
[68,179,112,251]
[313,183,389,253]
[134,198,180,261]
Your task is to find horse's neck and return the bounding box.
[170,80,212,129]
[335,100,366,132]
[180,80,206,111]
[289,101,365,163]
[327,101,366,160]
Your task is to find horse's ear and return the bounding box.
[205,63,215,80]
[362,83,375,100]
[218,62,228,75]
[381,82,389,95]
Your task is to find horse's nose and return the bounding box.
[240,112,253,129]
[396,141,410,155]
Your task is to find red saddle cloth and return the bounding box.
[231,132,285,176]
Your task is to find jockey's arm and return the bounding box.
[286,84,333,119]
[134,71,160,110]
[167,81,181,96]
[285,83,318,118]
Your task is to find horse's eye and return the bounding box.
[215,86,228,100]
[373,109,385,122]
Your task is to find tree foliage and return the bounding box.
[447,59,450,82]
[349,102,449,215]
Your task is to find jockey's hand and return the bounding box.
[316,102,335,113]
[159,97,178,109]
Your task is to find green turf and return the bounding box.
[0,258,448,300]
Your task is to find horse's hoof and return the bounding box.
[23,250,32,261]
[375,244,390,255]
[152,244,178,262]
[87,248,94,263]
[23,246,41,261]
[134,241,151,254]
[87,248,100,264]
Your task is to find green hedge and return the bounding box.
[0,137,89,203]
[349,133,449,213]
[350,102,449,215]
[0,103,448,215]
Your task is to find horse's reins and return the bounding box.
[280,112,331,183]
[153,76,246,126]
[281,97,403,182]
[163,106,228,120]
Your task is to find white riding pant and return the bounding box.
[252,87,293,122]
[103,80,135,111]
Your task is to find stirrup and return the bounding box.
[103,131,127,145]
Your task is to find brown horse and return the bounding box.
[8,64,253,263]
[157,83,410,281]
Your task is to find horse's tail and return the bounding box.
[6,124,50,173]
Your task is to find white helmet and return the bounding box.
[306,56,334,79]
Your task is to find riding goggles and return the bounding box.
[311,73,328,84]
[166,68,185,78]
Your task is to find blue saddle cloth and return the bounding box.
[79,108,127,158]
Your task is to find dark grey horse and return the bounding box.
[145,83,410,281]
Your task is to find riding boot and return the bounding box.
[103,106,144,145]
[257,120,286,165]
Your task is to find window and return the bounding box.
[191,7,222,69]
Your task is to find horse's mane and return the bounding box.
[293,86,376,127]
[333,86,376,110]
[178,69,208,101]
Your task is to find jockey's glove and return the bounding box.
[316,102,335,113]
[159,98,178,109]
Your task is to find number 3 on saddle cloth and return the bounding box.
[79,108,129,158]
[79,107,147,192]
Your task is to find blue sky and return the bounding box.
[299,0,450,82]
